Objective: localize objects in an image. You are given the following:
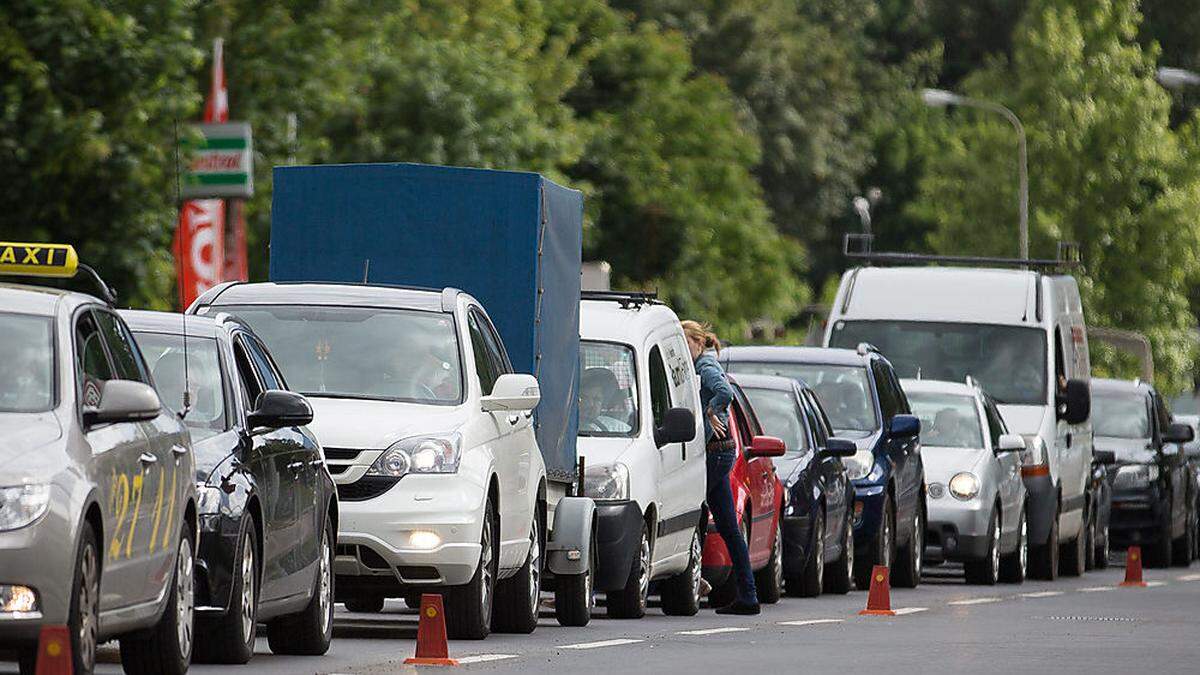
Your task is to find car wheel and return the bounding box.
[662,527,703,616]
[824,511,854,595]
[554,526,595,627]
[608,522,651,619]
[120,524,194,675]
[1147,515,1173,568]
[445,499,497,639]
[196,521,259,664]
[68,525,100,675]
[755,514,784,603]
[999,506,1028,584]
[894,501,923,588]
[965,509,1000,586]
[1029,502,1060,580]
[267,516,335,654]
[790,508,824,598]
[1172,511,1193,567]
[493,509,544,633]
[344,596,386,613]
[1084,507,1097,571]
[1060,505,1087,577]
[1094,517,1111,570]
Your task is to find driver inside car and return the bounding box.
[580,367,632,433]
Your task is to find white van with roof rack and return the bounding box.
[823,235,1093,580]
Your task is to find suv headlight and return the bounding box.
[368,434,462,477]
[949,472,980,500]
[0,484,51,531]
[583,463,630,500]
[845,448,875,480]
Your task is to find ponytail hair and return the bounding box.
[681,320,721,355]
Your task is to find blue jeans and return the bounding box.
[706,448,758,605]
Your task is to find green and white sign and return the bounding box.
[181,122,254,199]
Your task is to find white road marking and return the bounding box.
[1144,581,1167,587]
[1078,586,1115,593]
[777,619,845,627]
[457,654,519,665]
[1021,591,1063,598]
[558,638,644,650]
[1177,573,1200,581]
[892,607,929,615]
[676,627,751,636]
[948,597,1001,606]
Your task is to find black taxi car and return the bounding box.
[122,310,337,663]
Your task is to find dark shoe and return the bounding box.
[715,601,761,616]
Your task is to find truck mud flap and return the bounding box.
[592,501,644,592]
[547,496,596,577]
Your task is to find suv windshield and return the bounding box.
[208,305,463,404]
[135,333,227,441]
[579,341,638,437]
[742,387,806,456]
[1092,393,1149,439]
[0,312,53,413]
[829,320,1048,406]
[908,391,984,449]
[726,361,877,432]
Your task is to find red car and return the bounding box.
[702,378,787,605]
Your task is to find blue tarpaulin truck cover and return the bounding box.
[269,162,583,483]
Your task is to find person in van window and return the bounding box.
[682,320,760,615]
[580,367,632,433]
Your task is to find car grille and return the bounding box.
[336,476,401,501]
[324,447,363,461]
[327,464,350,475]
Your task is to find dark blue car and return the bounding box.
[723,345,925,589]
[736,374,858,597]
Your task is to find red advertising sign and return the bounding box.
[174,199,225,307]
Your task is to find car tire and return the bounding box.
[1172,513,1193,567]
[1094,518,1111,570]
[1084,506,1097,571]
[964,509,1000,586]
[755,514,784,604]
[554,527,595,627]
[608,522,650,619]
[120,524,194,675]
[790,508,824,598]
[894,501,923,589]
[999,506,1028,584]
[661,527,703,616]
[824,511,854,595]
[445,500,497,639]
[195,522,258,664]
[1146,516,1173,568]
[493,509,544,633]
[854,493,895,591]
[1029,501,1060,580]
[68,525,100,675]
[344,596,385,613]
[267,516,334,655]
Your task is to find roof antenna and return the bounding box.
[362,258,371,283]
[174,115,192,420]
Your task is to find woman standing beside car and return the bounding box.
[682,320,761,615]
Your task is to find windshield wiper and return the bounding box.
[300,392,401,402]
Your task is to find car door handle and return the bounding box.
[171,445,189,457]
[507,415,520,426]
[139,453,158,466]
[286,461,306,472]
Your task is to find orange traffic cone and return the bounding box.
[858,565,896,616]
[35,625,72,675]
[1119,546,1148,587]
[404,593,459,666]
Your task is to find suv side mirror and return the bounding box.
[654,407,696,447]
[481,373,541,412]
[747,435,786,458]
[248,390,314,430]
[1056,378,1090,425]
[1093,449,1116,465]
[1163,421,1195,445]
[83,380,162,426]
[996,433,1025,454]
[820,438,857,458]
[887,414,920,439]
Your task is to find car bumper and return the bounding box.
[702,522,733,587]
[1023,473,1056,547]
[1109,487,1167,545]
[923,500,992,563]
[0,514,74,646]
[851,481,887,551]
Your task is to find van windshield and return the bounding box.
[579,341,638,437]
[829,320,1048,406]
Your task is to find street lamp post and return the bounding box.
[922,88,1029,260]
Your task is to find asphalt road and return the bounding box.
[5,554,1199,674]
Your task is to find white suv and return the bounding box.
[191,282,546,639]
[579,293,706,617]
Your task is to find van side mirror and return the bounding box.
[1093,449,1116,465]
[248,390,314,430]
[820,438,857,458]
[887,414,920,439]
[1163,422,1194,445]
[747,435,787,458]
[83,380,162,426]
[996,434,1025,454]
[655,407,696,447]
[1056,378,1090,425]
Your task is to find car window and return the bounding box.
[467,311,500,396]
[1154,395,1173,441]
[0,312,54,413]
[983,398,1007,448]
[135,332,228,440]
[801,390,833,446]
[242,335,284,391]
[732,384,763,437]
[727,360,878,433]
[95,310,149,383]
[75,310,113,408]
[475,311,512,374]
[872,361,900,420]
[233,338,265,409]
[648,345,672,428]
[730,399,752,450]
[1092,392,1151,439]
[663,334,697,413]
[908,391,985,449]
[580,341,638,437]
[742,387,808,455]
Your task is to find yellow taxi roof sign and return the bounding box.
[0,243,79,279]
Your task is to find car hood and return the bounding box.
[306,397,467,449]
[995,404,1047,436]
[921,445,989,483]
[1095,436,1156,465]
[0,412,65,477]
[578,436,638,467]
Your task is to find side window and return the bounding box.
[663,334,697,412]
[648,345,672,428]
[476,312,512,375]
[243,336,284,391]
[1054,330,1067,390]
[1154,395,1172,441]
[233,339,265,409]
[983,399,1005,449]
[95,311,150,383]
[75,310,113,407]
[802,390,831,446]
[731,400,753,450]
[888,368,911,414]
[732,385,763,437]
[871,361,900,419]
[467,311,499,395]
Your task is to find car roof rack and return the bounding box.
[843,233,1081,271]
[581,290,660,309]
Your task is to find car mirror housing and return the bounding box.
[481,373,541,412]
[1093,449,1117,465]
[1162,421,1195,445]
[820,438,858,458]
[654,407,696,447]
[996,433,1025,454]
[248,389,314,430]
[1056,378,1090,425]
[887,414,920,439]
[83,380,162,426]
[747,435,786,458]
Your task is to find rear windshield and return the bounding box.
[1092,392,1150,439]
[0,312,54,413]
[908,391,984,449]
[726,361,877,433]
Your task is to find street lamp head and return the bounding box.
[1156,67,1200,90]
[922,88,963,107]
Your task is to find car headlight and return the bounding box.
[845,448,875,481]
[197,485,222,514]
[368,434,462,477]
[1115,464,1158,488]
[583,463,629,500]
[949,472,980,501]
[0,484,51,531]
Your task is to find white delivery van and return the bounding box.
[824,251,1093,580]
[578,292,707,617]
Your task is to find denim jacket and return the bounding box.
[695,352,733,441]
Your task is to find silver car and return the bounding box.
[0,275,197,675]
[903,378,1028,585]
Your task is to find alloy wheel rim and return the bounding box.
[773,520,784,590]
[880,510,892,568]
[1018,516,1028,575]
[241,532,256,642]
[815,514,825,588]
[845,518,855,579]
[913,511,923,573]
[990,515,1001,580]
[176,536,195,660]
[1101,523,1110,562]
[528,517,541,613]
[78,542,99,670]
[318,529,332,634]
[689,531,702,600]
[480,513,494,617]
[637,532,650,608]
